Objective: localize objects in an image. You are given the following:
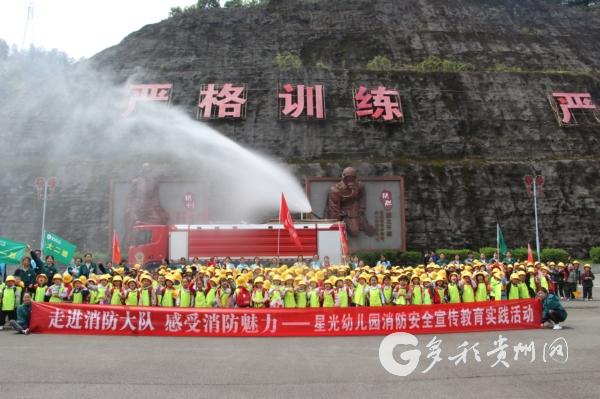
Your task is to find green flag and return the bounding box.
[497,224,507,258]
[0,237,27,264]
[43,232,76,265]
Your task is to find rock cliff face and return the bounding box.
[2,0,600,256]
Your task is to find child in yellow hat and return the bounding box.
[410,275,423,305]
[321,279,335,308]
[283,275,296,308]
[365,275,384,307]
[268,275,284,308]
[46,274,66,304]
[0,276,21,329]
[295,279,308,308]
[251,277,268,308]
[308,278,320,308]
[393,275,410,305]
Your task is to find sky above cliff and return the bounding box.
[0,0,199,58]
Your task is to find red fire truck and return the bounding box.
[127,222,347,267]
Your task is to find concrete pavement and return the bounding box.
[0,301,598,399]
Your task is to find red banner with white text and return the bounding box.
[30,299,541,337]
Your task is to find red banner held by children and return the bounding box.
[30,299,541,337]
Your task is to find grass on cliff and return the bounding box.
[362,55,598,77]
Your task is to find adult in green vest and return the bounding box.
[460,272,475,303]
[335,278,349,307]
[33,273,49,302]
[353,274,367,306]
[47,274,65,303]
[295,281,308,308]
[447,273,461,304]
[0,276,21,329]
[506,274,521,300]
[411,276,423,305]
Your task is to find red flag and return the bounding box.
[279,193,303,249]
[527,243,534,263]
[112,230,121,264]
[339,222,349,257]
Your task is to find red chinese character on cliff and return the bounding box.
[354,86,404,123]
[380,190,393,211]
[278,83,325,120]
[548,92,600,127]
[198,83,247,119]
[123,83,173,117]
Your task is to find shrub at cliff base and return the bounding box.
[589,247,600,264]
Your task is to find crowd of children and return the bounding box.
[2,256,588,329]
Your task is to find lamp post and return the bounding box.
[524,175,544,261]
[35,177,57,256]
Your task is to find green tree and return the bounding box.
[197,0,220,8]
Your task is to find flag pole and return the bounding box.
[496,223,500,264]
[277,194,282,259]
[533,178,541,262]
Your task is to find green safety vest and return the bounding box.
[219,290,230,307]
[323,290,335,308]
[353,284,366,306]
[1,286,16,311]
[284,289,296,308]
[519,282,530,299]
[97,286,107,304]
[270,286,282,302]
[508,283,520,300]
[179,288,191,307]
[110,289,122,305]
[491,279,502,301]
[251,289,264,308]
[412,285,422,305]
[337,288,348,307]
[309,289,320,308]
[72,290,84,304]
[448,284,461,303]
[194,290,207,308]
[125,291,138,306]
[206,287,217,307]
[49,285,64,303]
[161,288,175,307]
[540,276,549,290]
[462,284,475,303]
[295,291,307,308]
[34,285,47,302]
[141,288,152,306]
[475,283,488,302]
[436,287,445,303]
[529,278,537,292]
[394,287,407,305]
[369,287,382,306]
[383,286,392,304]
[423,287,432,305]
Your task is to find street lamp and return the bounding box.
[35,177,57,256]
[524,175,544,261]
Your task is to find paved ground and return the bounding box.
[0,300,597,399]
